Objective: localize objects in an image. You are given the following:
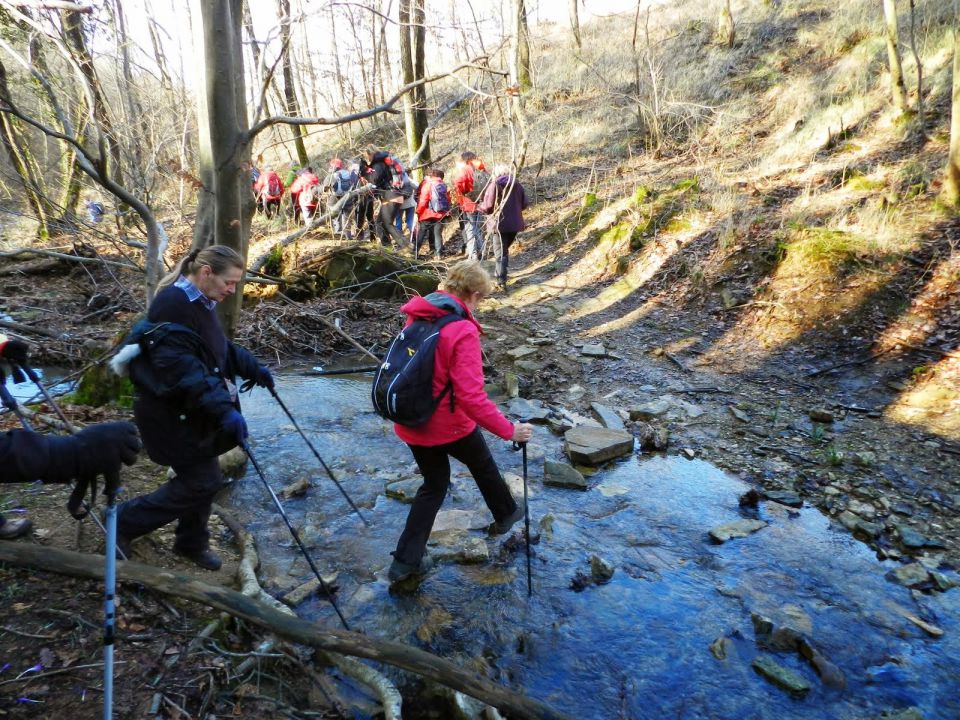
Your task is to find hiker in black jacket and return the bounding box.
[112,245,273,570]
[362,146,407,248]
[0,336,140,539]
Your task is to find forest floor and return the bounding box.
[0,199,957,716]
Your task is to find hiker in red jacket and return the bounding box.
[254,169,284,218]
[292,166,322,225]
[413,167,450,260]
[386,260,533,582]
[453,151,490,259]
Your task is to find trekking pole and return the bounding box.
[309,365,379,377]
[266,387,370,527]
[241,440,351,630]
[102,477,119,720]
[510,438,533,596]
[520,441,532,596]
[7,365,118,550]
[0,380,34,431]
[16,362,74,432]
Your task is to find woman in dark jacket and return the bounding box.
[362,146,406,248]
[479,165,529,290]
[114,245,273,570]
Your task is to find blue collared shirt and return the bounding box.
[174,275,217,310]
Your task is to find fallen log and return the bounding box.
[0,543,570,720]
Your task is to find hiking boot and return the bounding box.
[0,518,32,540]
[174,546,222,571]
[387,555,433,583]
[491,503,525,535]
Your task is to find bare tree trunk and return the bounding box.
[329,4,346,106]
[717,0,735,48]
[0,59,50,237]
[569,0,581,51]
[517,0,532,91]
[882,0,909,111]
[944,15,960,206]
[907,0,925,133]
[194,0,252,337]
[60,8,124,184]
[400,0,429,173]
[278,0,309,166]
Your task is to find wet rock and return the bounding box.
[764,490,803,508]
[709,636,733,660]
[809,408,834,423]
[896,525,930,549]
[676,400,706,419]
[766,626,802,652]
[635,422,669,451]
[590,555,616,584]
[218,446,248,479]
[709,519,767,543]
[416,607,454,643]
[728,406,750,423]
[564,426,635,464]
[543,461,587,490]
[798,638,846,689]
[566,384,587,401]
[681,448,696,459]
[504,372,520,398]
[930,571,957,592]
[514,359,544,373]
[750,612,774,639]
[904,614,944,638]
[886,563,930,588]
[507,345,539,359]
[628,400,672,421]
[432,509,491,533]
[590,402,625,430]
[280,477,311,499]
[751,656,811,696]
[505,397,551,423]
[580,343,607,357]
[875,709,924,720]
[848,499,876,518]
[430,535,490,565]
[528,336,554,347]
[280,573,340,607]
[538,514,554,539]
[854,520,881,540]
[739,489,761,508]
[598,480,630,496]
[385,478,423,503]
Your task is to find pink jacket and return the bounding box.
[393,292,515,447]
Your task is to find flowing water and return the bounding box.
[227,373,959,719]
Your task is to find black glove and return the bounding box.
[222,409,248,446]
[0,336,29,365]
[240,365,274,393]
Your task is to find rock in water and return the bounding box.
[751,656,811,696]
[590,555,616,584]
[543,461,587,489]
[564,426,635,464]
[709,519,767,543]
[590,402,625,430]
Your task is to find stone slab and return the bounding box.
[565,426,634,464]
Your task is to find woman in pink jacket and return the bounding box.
[388,260,534,582]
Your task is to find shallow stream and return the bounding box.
[227,372,959,719]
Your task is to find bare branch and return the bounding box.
[248,58,508,139]
[9,1,92,11]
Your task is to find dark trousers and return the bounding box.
[414,219,444,258]
[393,428,517,565]
[355,196,374,238]
[492,231,517,283]
[376,201,406,246]
[117,457,223,553]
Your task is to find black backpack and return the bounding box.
[371,312,465,427]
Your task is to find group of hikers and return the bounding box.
[252,147,529,290]
[0,246,533,584]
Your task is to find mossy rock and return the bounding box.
[72,363,134,408]
[582,192,598,209]
[397,272,440,297]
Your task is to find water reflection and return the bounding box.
[231,373,959,719]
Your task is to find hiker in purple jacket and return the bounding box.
[479,164,528,290]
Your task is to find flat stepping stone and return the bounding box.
[590,402,625,430]
[564,426,635,464]
[543,461,587,489]
[385,478,423,503]
[709,519,767,543]
[752,656,811,696]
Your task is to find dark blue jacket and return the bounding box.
[126,319,259,467]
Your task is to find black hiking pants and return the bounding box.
[117,457,223,553]
[393,428,518,566]
[414,219,444,259]
[376,199,406,247]
[492,231,518,284]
